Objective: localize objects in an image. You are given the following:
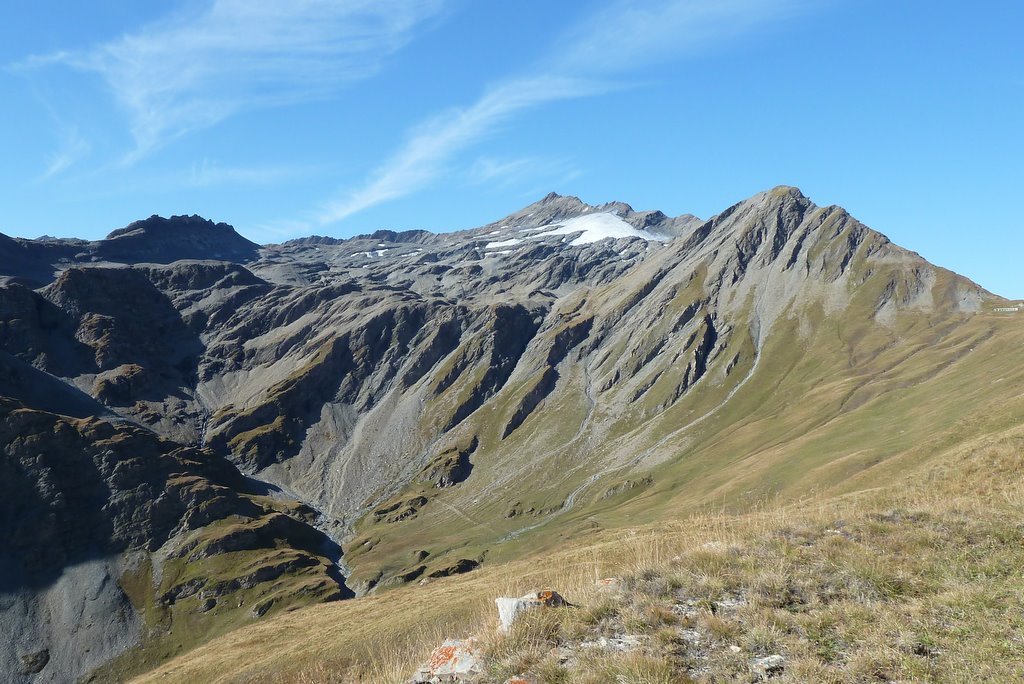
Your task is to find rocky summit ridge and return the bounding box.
[0,187,1018,683]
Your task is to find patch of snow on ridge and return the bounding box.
[485,238,522,249]
[523,213,668,246]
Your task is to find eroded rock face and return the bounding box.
[0,399,221,585]
[419,437,477,488]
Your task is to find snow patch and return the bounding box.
[485,238,522,249]
[356,249,390,258]
[522,213,668,246]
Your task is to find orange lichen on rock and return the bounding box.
[414,638,482,679]
[426,644,458,669]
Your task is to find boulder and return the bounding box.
[751,654,785,680]
[495,589,569,632]
[408,638,482,683]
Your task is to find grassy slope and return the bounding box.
[131,413,1024,683]
[342,288,1024,587]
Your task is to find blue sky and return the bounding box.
[1,1,1021,296]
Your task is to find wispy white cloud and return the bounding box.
[467,157,542,188]
[316,76,611,225]
[315,0,813,226]
[39,127,91,180]
[185,159,314,188]
[466,156,581,190]
[18,0,445,162]
[556,0,813,74]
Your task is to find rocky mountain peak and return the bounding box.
[515,192,589,220]
[99,214,259,264]
[768,184,808,199]
[106,214,234,240]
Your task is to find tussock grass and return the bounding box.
[133,426,1024,683]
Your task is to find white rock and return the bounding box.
[680,629,702,644]
[580,634,644,652]
[411,638,482,681]
[495,597,530,632]
[494,590,567,632]
[752,654,785,679]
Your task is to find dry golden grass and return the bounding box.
[132,423,1024,683]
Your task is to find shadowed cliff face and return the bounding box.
[0,215,258,289]
[100,215,260,264]
[0,397,349,683]
[1,399,237,590]
[0,188,1013,681]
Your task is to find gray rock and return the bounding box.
[495,590,569,632]
[580,634,645,652]
[408,638,483,683]
[751,654,785,679]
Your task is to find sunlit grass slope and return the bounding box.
[342,300,1024,591]
[133,408,1024,683]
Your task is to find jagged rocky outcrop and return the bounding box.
[0,187,1005,681]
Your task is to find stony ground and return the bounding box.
[412,493,1024,682]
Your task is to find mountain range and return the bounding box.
[2,187,1021,683]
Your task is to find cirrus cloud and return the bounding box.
[16,0,446,164]
[312,0,817,228]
